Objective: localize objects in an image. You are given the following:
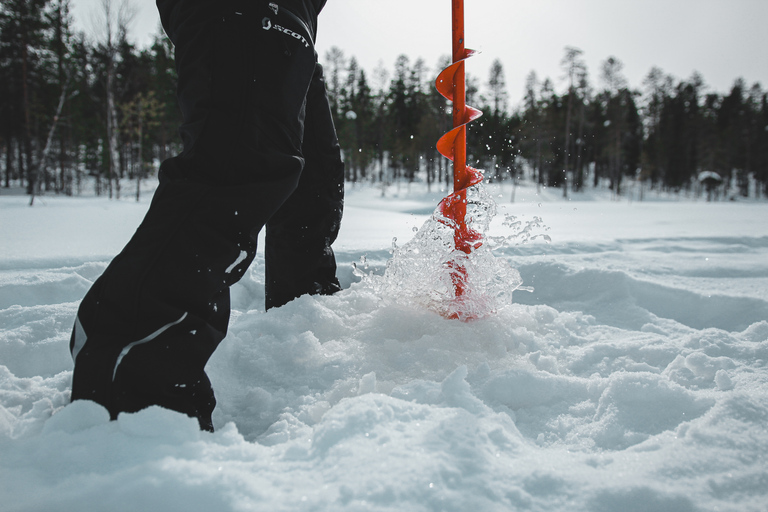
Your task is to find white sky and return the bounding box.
[71,0,768,106]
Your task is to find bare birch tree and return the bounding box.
[92,0,135,199]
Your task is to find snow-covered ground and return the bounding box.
[1,180,767,511]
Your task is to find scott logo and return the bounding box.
[261,17,310,48]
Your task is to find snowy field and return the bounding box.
[1,179,767,511]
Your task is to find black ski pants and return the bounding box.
[69,1,343,431]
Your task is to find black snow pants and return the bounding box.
[69,0,343,431]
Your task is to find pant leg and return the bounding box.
[265,63,345,310]
[71,178,267,430]
[70,3,319,430]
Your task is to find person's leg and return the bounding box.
[70,3,318,430]
[71,178,265,431]
[265,63,344,310]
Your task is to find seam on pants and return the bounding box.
[112,312,188,382]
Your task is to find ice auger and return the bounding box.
[435,0,483,316]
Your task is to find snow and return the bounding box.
[1,180,768,511]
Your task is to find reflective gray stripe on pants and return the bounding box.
[112,312,188,381]
[71,316,87,362]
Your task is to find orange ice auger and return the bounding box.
[436,0,483,315]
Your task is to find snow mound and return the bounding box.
[2,183,768,511]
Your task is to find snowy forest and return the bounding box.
[2,0,768,200]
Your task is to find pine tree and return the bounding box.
[147,25,180,167]
[519,71,543,188]
[46,0,77,196]
[0,0,52,192]
[599,56,637,195]
[572,70,591,192]
[560,46,586,197]
[641,67,671,188]
[660,76,702,190]
[758,90,768,196]
[386,54,410,184]
[473,59,513,183]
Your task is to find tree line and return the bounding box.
[325,47,767,200]
[2,0,767,201]
[1,0,177,201]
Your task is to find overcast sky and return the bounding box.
[70,0,768,106]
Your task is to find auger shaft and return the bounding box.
[433,0,484,318]
[451,0,467,193]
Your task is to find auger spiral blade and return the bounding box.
[434,0,483,319]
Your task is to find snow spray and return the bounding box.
[352,184,548,321]
[353,1,544,321]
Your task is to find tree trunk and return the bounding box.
[574,100,585,191]
[30,82,69,206]
[563,90,573,198]
[21,17,34,196]
[136,99,143,202]
[4,139,13,188]
[107,63,120,199]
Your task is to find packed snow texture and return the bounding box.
[1,181,767,511]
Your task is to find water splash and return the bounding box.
[356,180,548,321]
